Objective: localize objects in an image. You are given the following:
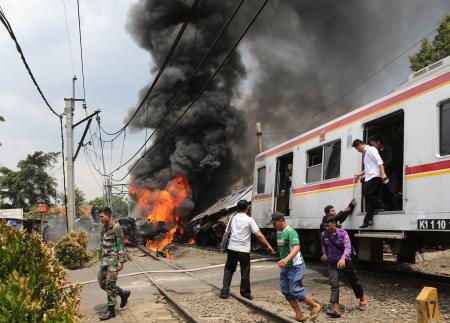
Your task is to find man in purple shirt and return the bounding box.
[321,217,367,318]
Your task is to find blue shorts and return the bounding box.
[280,263,306,301]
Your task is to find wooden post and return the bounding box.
[256,122,264,154]
[417,287,440,323]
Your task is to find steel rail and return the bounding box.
[137,245,299,323]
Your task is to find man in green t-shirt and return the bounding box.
[268,212,321,322]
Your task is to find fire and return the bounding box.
[130,176,192,252]
[187,238,196,245]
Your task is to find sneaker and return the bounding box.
[241,294,253,300]
[357,298,368,311]
[326,308,341,318]
[359,221,373,229]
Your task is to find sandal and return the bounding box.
[326,308,341,318]
[310,304,321,321]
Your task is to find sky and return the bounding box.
[0,0,150,201]
[0,0,448,202]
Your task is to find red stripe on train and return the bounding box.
[292,178,354,194]
[405,159,450,175]
[253,193,272,200]
[256,72,450,161]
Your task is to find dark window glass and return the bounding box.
[323,140,341,180]
[441,102,450,156]
[306,140,341,183]
[257,167,266,193]
[306,147,323,183]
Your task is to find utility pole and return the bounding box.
[64,77,77,232]
[63,77,100,232]
[256,122,264,154]
[104,176,112,208]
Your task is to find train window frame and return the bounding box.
[306,139,341,184]
[439,100,450,156]
[256,166,266,194]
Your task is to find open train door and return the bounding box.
[363,110,404,212]
[273,153,294,215]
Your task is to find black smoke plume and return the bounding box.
[126,0,247,210]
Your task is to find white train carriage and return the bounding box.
[251,56,450,262]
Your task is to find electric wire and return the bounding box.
[0,8,60,117]
[280,27,438,134]
[112,0,270,182]
[61,0,76,76]
[83,147,103,191]
[76,0,86,100]
[93,0,246,179]
[0,5,68,219]
[99,0,201,137]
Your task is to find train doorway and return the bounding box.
[363,110,404,211]
[274,153,294,215]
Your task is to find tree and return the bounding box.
[56,187,86,218]
[89,195,129,218]
[0,152,58,211]
[409,15,450,71]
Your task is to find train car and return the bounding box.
[251,56,450,262]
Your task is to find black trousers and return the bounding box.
[328,261,364,304]
[221,249,251,297]
[363,177,384,224]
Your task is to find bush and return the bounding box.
[0,222,81,322]
[55,230,90,270]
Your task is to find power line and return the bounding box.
[96,0,246,178]
[113,0,270,182]
[0,5,68,218]
[83,146,103,191]
[76,0,86,100]
[282,27,438,134]
[99,0,202,137]
[0,8,60,117]
[61,0,76,76]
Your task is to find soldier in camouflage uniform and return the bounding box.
[97,207,130,321]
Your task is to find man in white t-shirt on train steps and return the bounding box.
[220,200,276,300]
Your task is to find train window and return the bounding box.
[306,140,341,183]
[256,167,266,193]
[306,147,322,183]
[323,141,341,179]
[440,101,450,156]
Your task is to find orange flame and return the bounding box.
[187,238,196,245]
[130,176,192,252]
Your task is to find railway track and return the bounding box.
[134,245,299,323]
[357,263,450,291]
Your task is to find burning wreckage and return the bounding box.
[117,183,252,253]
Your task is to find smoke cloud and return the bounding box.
[125,0,450,210]
[126,0,247,210]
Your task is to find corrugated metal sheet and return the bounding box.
[190,185,253,222]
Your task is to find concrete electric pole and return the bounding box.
[64,77,77,232]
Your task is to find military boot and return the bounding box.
[99,305,115,321]
[119,289,131,308]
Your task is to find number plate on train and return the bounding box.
[417,219,450,230]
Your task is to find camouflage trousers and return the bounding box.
[98,265,123,306]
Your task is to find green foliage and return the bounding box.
[89,195,129,219]
[0,151,58,211]
[55,230,90,270]
[57,188,85,218]
[0,222,81,322]
[410,15,450,71]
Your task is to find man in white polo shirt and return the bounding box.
[353,139,388,228]
[220,200,275,300]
